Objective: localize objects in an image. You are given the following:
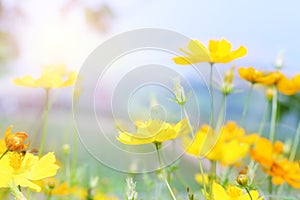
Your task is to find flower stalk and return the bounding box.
[155,143,177,200]
[39,89,50,157]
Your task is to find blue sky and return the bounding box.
[108,0,299,73]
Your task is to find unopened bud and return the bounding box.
[224,66,236,84]
[221,66,235,95]
[173,78,186,105]
[265,88,274,101]
[236,174,248,186]
[62,144,70,155]
[274,53,284,69]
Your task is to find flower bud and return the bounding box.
[221,66,235,95]
[274,53,284,70]
[173,78,186,105]
[62,144,71,155]
[224,66,235,85]
[265,87,274,101]
[236,174,248,186]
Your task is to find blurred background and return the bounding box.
[0,0,299,195]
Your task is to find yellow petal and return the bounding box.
[27,152,59,180]
[12,175,42,192]
[212,182,228,200]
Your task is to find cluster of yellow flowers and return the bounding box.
[183,121,258,166]
[116,38,300,199]
[1,38,299,199]
[239,67,300,95]
[0,65,120,199]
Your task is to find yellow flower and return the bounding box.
[173,38,247,64]
[238,67,284,86]
[255,71,283,86]
[183,121,257,166]
[39,178,89,199]
[117,119,188,145]
[0,151,59,192]
[277,74,300,95]
[40,178,69,195]
[210,182,263,200]
[68,186,88,199]
[250,137,283,168]
[94,192,119,200]
[4,126,30,152]
[0,139,6,154]
[238,67,264,84]
[13,64,77,89]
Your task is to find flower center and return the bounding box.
[9,152,25,170]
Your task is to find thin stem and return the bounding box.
[209,160,217,198]
[180,105,208,198]
[215,94,226,133]
[245,187,253,200]
[155,143,177,200]
[46,191,52,200]
[38,89,50,157]
[0,149,9,160]
[209,63,215,128]
[198,158,208,199]
[289,120,300,161]
[240,84,254,126]
[258,101,270,137]
[181,105,195,138]
[71,134,78,185]
[268,176,273,199]
[269,85,278,144]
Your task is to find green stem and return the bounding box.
[0,149,9,160]
[181,105,195,138]
[71,134,78,185]
[258,101,270,137]
[268,87,278,199]
[209,63,215,128]
[269,176,273,199]
[198,158,208,199]
[209,161,217,199]
[215,94,226,133]
[46,191,52,200]
[269,85,278,144]
[240,84,254,126]
[180,105,208,198]
[38,89,50,157]
[289,120,300,161]
[155,143,177,200]
[245,187,253,200]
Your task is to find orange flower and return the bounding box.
[238,67,264,84]
[256,71,283,86]
[268,158,300,188]
[238,67,284,85]
[250,137,300,188]
[250,137,283,167]
[277,74,300,95]
[4,126,30,152]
